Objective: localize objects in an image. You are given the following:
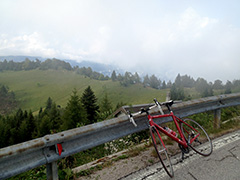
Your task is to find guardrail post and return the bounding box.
[213,108,221,129]
[46,161,58,180]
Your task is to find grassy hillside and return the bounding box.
[0,70,167,113]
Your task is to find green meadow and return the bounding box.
[0,70,167,113]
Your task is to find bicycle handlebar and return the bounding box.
[127,98,174,127]
[127,99,183,126]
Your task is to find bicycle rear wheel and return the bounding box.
[180,118,213,156]
[150,126,174,177]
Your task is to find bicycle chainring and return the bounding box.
[178,144,189,154]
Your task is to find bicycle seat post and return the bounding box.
[141,108,149,115]
[166,104,172,113]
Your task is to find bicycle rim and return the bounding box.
[181,118,213,156]
[150,126,174,177]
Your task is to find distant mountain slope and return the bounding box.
[0,69,167,113]
[64,60,123,76]
[0,55,45,62]
[0,56,123,76]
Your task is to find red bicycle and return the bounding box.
[127,99,213,177]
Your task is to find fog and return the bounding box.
[0,0,240,82]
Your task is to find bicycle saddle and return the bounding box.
[161,100,174,107]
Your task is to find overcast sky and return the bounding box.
[0,0,239,82]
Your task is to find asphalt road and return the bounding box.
[121,130,240,180]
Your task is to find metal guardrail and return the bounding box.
[0,93,240,179]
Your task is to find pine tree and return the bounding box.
[170,83,185,100]
[38,115,51,137]
[81,86,99,124]
[133,72,141,83]
[0,117,11,148]
[62,89,86,130]
[26,110,35,139]
[15,108,24,128]
[225,81,232,94]
[49,103,62,131]
[100,93,112,113]
[111,70,117,81]
[143,75,150,87]
[120,72,134,86]
[19,119,28,142]
[149,75,161,89]
[162,81,167,89]
[45,97,53,111]
[175,73,182,87]
[99,93,113,120]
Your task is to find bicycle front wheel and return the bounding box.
[180,118,213,156]
[150,126,174,177]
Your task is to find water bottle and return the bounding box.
[164,127,177,137]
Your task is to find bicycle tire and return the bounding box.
[180,118,213,156]
[150,126,174,177]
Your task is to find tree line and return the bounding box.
[0,58,162,86]
[0,58,70,71]
[0,86,114,148]
[111,70,240,98]
[111,70,170,89]
[169,74,240,100]
[1,58,239,93]
[1,58,240,108]
[0,58,110,81]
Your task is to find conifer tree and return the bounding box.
[49,103,62,131]
[133,72,141,84]
[99,93,113,120]
[162,80,167,89]
[81,86,99,124]
[62,89,86,130]
[225,81,232,94]
[26,110,35,139]
[100,93,112,113]
[149,74,161,89]
[170,83,185,100]
[38,115,51,137]
[111,70,117,81]
[45,97,53,111]
[143,75,150,87]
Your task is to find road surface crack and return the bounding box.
[188,172,198,180]
[215,155,233,162]
[229,146,240,161]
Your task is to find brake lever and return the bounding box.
[154,98,164,115]
[127,111,137,127]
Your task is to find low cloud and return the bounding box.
[0,1,239,82]
[0,32,56,57]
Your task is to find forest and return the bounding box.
[1,58,240,179]
[0,58,240,149]
[0,86,113,148]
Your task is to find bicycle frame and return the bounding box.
[148,111,200,149]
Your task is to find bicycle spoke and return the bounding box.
[150,126,174,177]
[181,119,213,156]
